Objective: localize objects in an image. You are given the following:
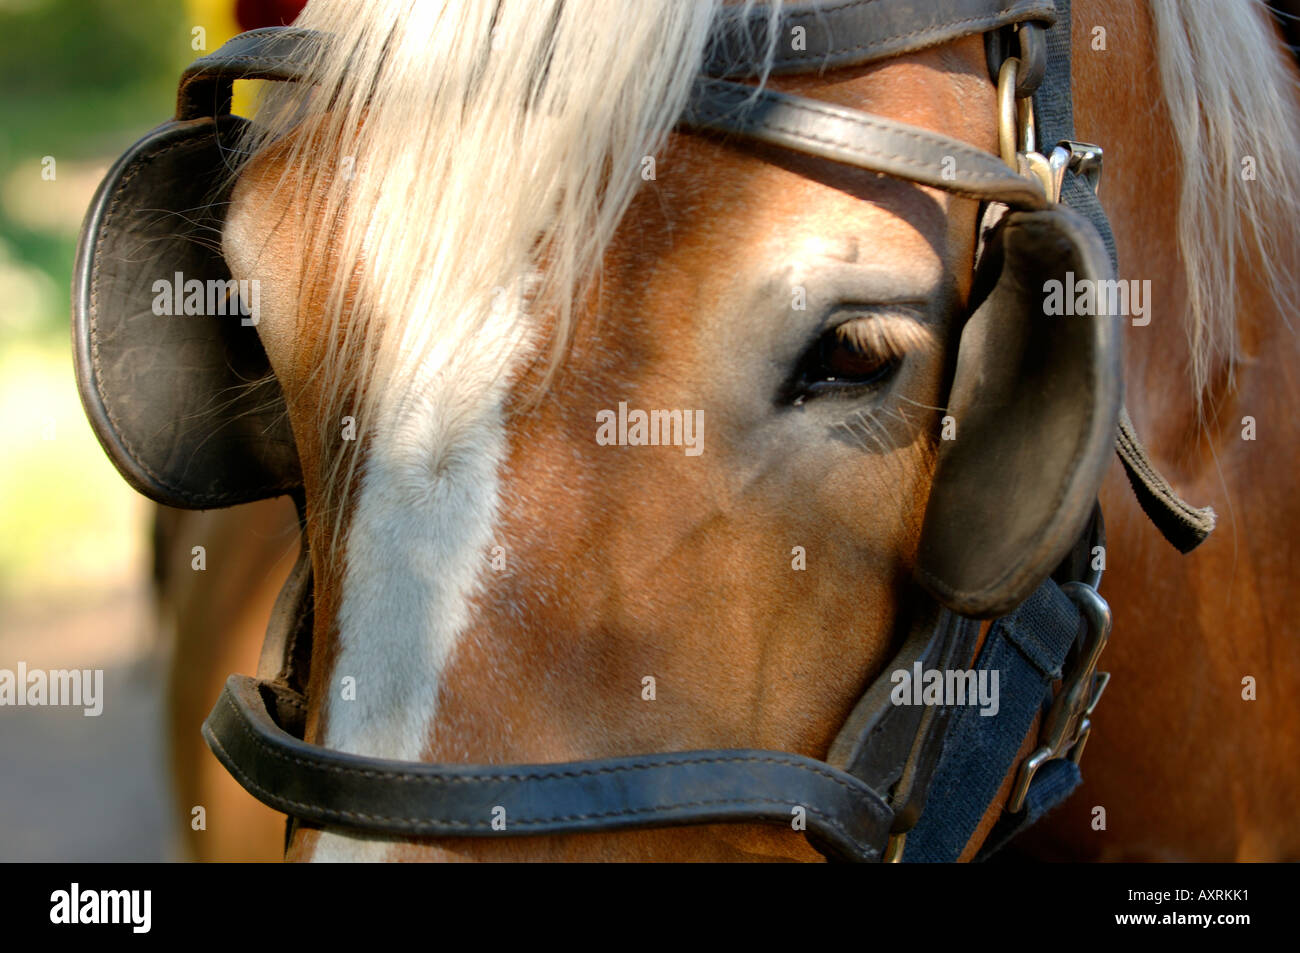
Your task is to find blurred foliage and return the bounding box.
[0,0,180,91]
[0,0,189,343]
[0,0,187,158]
[0,0,214,600]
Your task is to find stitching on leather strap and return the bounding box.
[687,82,1040,193]
[210,732,863,836]
[221,690,870,795]
[208,698,872,851]
[699,94,1006,176]
[89,128,297,505]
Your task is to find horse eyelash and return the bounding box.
[832,313,935,359]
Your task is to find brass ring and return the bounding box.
[997,57,1019,168]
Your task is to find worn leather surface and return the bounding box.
[73,114,302,508]
[915,207,1122,617]
[826,594,982,832]
[176,27,320,121]
[72,29,320,509]
[683,78,1051,208]
[704,0,1056,76]
[1115,407,1216,552]
[254,507,313,695]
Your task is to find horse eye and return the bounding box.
[785,324,902,403]
[818,329,895,382]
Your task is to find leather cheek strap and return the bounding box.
[682,78,1051,210]
[915,206,1123,618]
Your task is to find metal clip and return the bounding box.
[1005,582,1112,814]
[883,832,906,863]
[1060,140,1104,195]
[1045,144,1072,204]
[998,57,1106,205]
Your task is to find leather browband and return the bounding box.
[703,0,1057,77]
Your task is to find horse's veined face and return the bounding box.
[225,36,998,861]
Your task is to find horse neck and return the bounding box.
[1077,0,1300,475]
[1040,0,1300,861]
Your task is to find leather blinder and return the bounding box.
[915,206,1122,617]
[72,29,316,510]
[72,114,301,509]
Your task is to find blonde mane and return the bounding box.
[1150,0,1300,405]
[237,0,1300,537]
[240,0,778,541]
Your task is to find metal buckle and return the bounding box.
[1005,582,1112,814]
[996,57,1105,204]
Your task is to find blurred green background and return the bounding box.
[0,0,248,860]
[0,0,206,607]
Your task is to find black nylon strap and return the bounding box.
[1032,0,1115,264]
[905,578,1083,861]
[204,674,894,861]
[1033,0,1215,552]
[826,595,982,833]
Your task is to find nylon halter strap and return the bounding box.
[203,1,1123,862]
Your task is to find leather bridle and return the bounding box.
[183,0,1210,861]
